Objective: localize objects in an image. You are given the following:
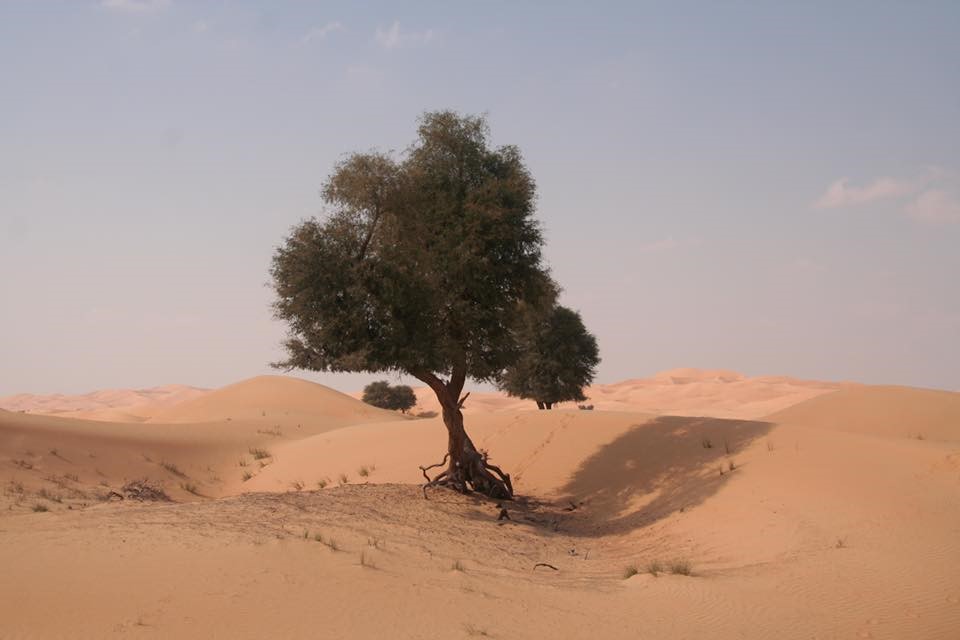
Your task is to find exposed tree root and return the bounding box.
[420,447,513,501]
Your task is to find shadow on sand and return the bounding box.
[556,415,773,536]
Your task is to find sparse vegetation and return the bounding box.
[241,471,253,482]
[180,482,200,495]
[577,404,594,411]
[257,426,282,437]
[12,459,33,470]
[159,460,186,477]
[367,537,384,549]
[238,458,248,467]
[314,534,340,551]
[37,487,63,503]
[623,565,639,579]
[357,465,373,478]
[359,550,375,568]
[316,478,329,489]
[63,472,79,482]
[646,560,664,576]
[32,503,49,512]
[338,473,349,486]
[451,560,465,572]
[463,623,491,637]
[249,447,271,460]
[701,438,713,449]
[119,479,171,502]
[669,560,692,576]
[290,480,305,492]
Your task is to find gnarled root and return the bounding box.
[421,447,513,501]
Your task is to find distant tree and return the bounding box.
[499,305,600,410]
[362,381,416,413]
[362,380,394,409]
[271,111,557,499]
[389,384,417,414]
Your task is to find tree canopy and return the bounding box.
[271,111,557,499]
[499,305,600,409]
[362,380,417,413]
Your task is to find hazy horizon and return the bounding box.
[2,1,959,396]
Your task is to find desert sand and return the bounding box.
[1,370,958,639]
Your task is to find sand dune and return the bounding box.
[765,384,960,441]
[0,383,209,422]
[2,374,959,638]
[147,375,402,427]
[408,367,843,419]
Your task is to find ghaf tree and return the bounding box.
[271,111,556,500]
[498,305,600,409]
[362,381,417,413]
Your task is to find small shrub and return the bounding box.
[63,473,80,482]
[241,471,253,482]
[367,537,384,549]
[32,503,49,512]
[290,480,304,492]
[249,448,271,460]
[257,426,282,437]
[316,478,329,489]
[12,459,33,470]
[37,488,63,503]
[669,560,692,576]
[451,560,465,572]
[463,624,491,637]
[160,461,186,478]
[238,458,248,467]
[357,466,371,478]
[180,482,200,495]
[701,438,713,449]
[338,473,349,486]
[623,565,639,579]
[359,550,375,569]
[120,479,171,502]
[577,404,594,411]
[646,560,664,576]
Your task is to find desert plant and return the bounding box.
[451,560,465,572]
[316,478,329,489]
[290,480,305,492]
[359,550,375,569]
[159,461,186,477]
[338,473,349,486]
[32,503,49,512]
[249,448,271,460]
[37,488,62,503]
[498,305,600,410]
[701,438,713,449]
[357,466,372,478]
[270,111,561,500]
[241,471,253,482]
[180,482,200,495]
[646,560,664,576]
[577,404,594,410]
[669,560,692,576]
[623,565,639,579]
[362,381,417,413]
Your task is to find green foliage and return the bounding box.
[362,380,417,412]
[270,110,557,385]
[498,305,600,408]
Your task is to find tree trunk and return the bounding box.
[415,367,513,500]
[536,401,545,410]
[545,402,553,410]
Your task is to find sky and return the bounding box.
[1,0,959,396]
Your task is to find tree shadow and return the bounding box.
[556,415,773,537]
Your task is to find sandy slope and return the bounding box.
[1,375,959,639]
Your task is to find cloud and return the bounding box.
[374,21,434,49]
[814,167,959,224]
[100,0,171,12]
[814,176,916,209]
[301,21,344,44]
[904,189,960,223]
